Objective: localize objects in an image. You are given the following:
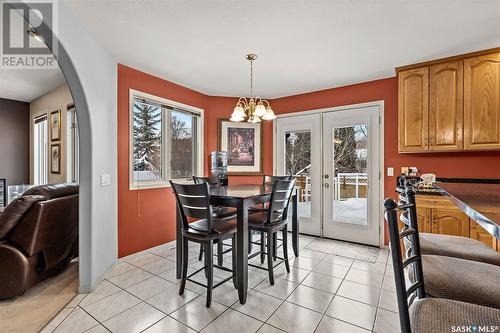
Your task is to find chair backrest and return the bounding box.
[384,185,426,333]
[267,179,296,223]
[263,175,292,187]
[192,175,220,186]
[170,181,214,233]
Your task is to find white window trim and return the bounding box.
[129,89,204,190]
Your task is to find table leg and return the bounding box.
[176,204,182,279]
[236,200,249,304]
[292,192,299,257]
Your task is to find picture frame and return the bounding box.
[50,110,61,141]
[0,178,6,208]
[218,118,262,175]
[51,143,61,174]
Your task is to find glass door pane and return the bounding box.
[285,130,311,221]
[332,125,368,226]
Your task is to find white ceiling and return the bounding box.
[63,0,500,98]
[3,1,499,102]
[0,67,65,102]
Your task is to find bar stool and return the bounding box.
[249,175,293,262]
[384,197,500,333]
[171,181,237,307]
[396,178,500,266]
[248,179,295,285]
[193,176,236,265]
[398,186,500,309]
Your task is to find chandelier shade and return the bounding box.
[230,54,276,122]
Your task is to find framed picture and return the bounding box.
[218,118,262,175]
[0,178,6,208]
[51,143,61,174]
[50,110,61,141]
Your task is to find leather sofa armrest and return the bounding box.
[0,242,38,298]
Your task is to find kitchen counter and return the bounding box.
[435,182,500,239]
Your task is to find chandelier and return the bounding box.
[230,54,276,122]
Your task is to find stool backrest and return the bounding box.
[193,175,220,186]
[267,179,296,223]
[263,175,293,186]
[170,181,214,233]
[384,185,426,333]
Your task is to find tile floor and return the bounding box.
[42,234,401,333]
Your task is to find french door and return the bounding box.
[322,106,380,246]
[275,114,322,236]
[275,104,381,246]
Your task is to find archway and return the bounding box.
[11,1,94,291]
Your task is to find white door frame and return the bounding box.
[273,101,385,247]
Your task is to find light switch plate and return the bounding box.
[101,174,111,186]
[387,167,394,177]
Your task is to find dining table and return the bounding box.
[175,184,299,304]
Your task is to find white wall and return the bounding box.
[58,2,118,291]
[29,83,73,184]
[17,0,118,291]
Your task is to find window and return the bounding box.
[129,90,203,189]
[66,104,79,183]
[34,114,48,185]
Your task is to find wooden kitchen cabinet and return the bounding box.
[470,220,498,250]
[398,67,429,152]
[416,207,431,233]
[463,53,500,150]
[429,61,463,151]
[397,47,500,153]
[430,208,469,237]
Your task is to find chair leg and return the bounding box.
[232,234,238,289]
[204,244,209,278]
[198,244,204,261]
[273,233,278,261]
[206,240,213,307]
[283,226,290,273]
[179,236,189,295]
[217,242,223,266]
[267,231,274,285]
[248,231,253,254]
[260,232,265,264]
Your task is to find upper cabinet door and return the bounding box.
[398,67,429,152]
[429,62,463,151]
[464,53,500,150]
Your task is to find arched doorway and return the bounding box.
[10,1,99,293]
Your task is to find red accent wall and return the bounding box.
[117,64,208,257]
[118,65,500,256]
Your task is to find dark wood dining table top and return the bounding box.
[209,184,273,199]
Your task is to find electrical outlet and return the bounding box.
[387,167,394,177]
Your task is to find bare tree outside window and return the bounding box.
[170,111,194,179]
[285,131,311,176]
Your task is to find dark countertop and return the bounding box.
[435,182,500,239]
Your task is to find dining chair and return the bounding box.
[396,185,500,309]
[384,194,500,333]
[170,181,237,307]
[192,176,236,266]
[249,175,293,261]
[397,177,500,266]
[248,179,295,285]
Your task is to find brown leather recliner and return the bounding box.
[0,183,78,298]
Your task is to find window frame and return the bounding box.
[129,89,204,190]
